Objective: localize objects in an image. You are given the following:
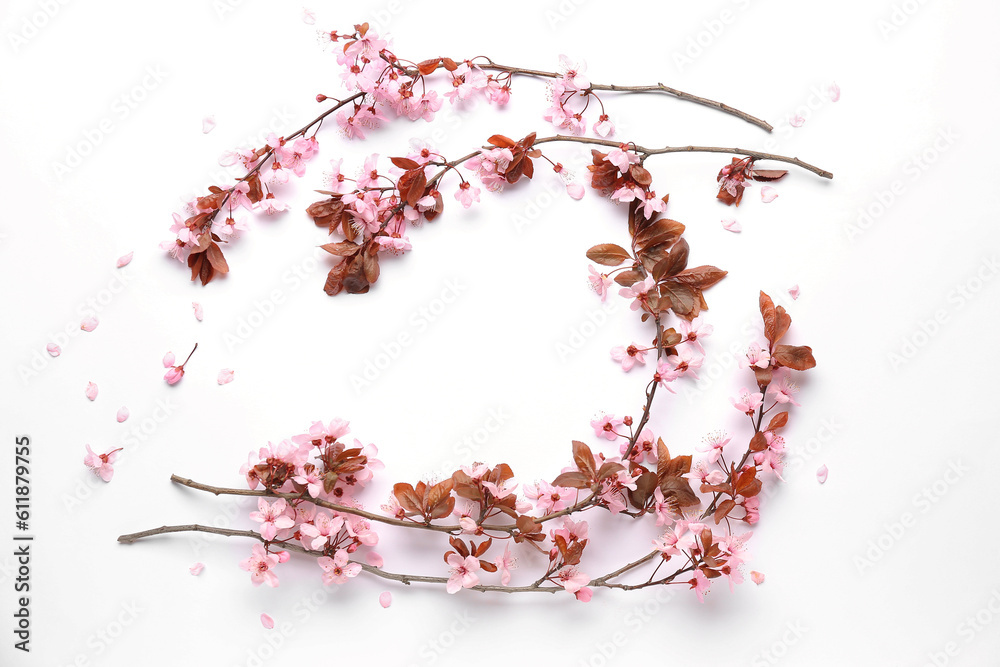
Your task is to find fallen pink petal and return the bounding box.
[567,183,585,200]
[46,343,61,357]
[366,551,384,568]
[721,218,742,233]
[116,251,133,268]
[789,114,805,128]
[193,302,204,321]
[85,382,98,401]
[218,369,235,385]
[817,464,829,484]
[260,613,274,629]
[788,284,801,300]
[760,186,779,203]
[302,7,316,24]
[189,563,205,576]
[751,571,765,585]
[202,116,216,134]
[116,407,130,423]
[81,316,99,332]
[379,592,392,608]
[163,352,175,367]
[828,82,841,102]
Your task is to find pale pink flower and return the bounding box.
[760,186,778,203]
[454,182,480,208]
[318,550,361,585]
[84,444,121,482]
[292,418,351,447]
[667,347,703,379]
[751,570,765,585]
[610,343,647,371]
[817,465,829,484]
[651,488,674,526]
[611,184,643,203]
[218,369,235,385]
[482,478,518,500]
[116,407,129,423]
[618,275,655,311]
[85,382,98,401]
[640,192,666,219]
[378,591,392,608]
[593,114,614,137]
[522,480,573,513]
[192,302,204,321]
[493,543,517,586]
[240,544,280,587]
[552,566,590,594]
[654,359,679,393]
[731,388,764,415]
[679,316,713,353]
[300,513,345,551]
[259,193,289,215]
[116,251,133,268]
[189,562,205,576]
[46,343,61,357]
[446,553,481,593]
[604,145,640,173]
[260,613,274,629]
[249,498,295,541]
[788,284,801,300]
[740,342,770,369]
[743,496,760,524]
[163,344,197,385]
[590,413,624,441]
[558,54,590,90]
[202,116,216,134]
[587,265,612,301]
[768,373,801,406]
[689,569,711,602]
[81,316,99,332]
[696,430,732,464]
[721,218,742,233]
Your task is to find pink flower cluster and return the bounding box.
[543,55,615,137]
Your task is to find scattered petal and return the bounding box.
[189,562,205,576]
[816,464,829,484]
[81,316,99,332]
[301,7,316,24]
[789,114,805,128]
[828,82,841,102]
[760,186,778,203]
[116,407,130,422]
[218,369,235,385]
[751,571,765,585]
[192,302,204,322]
[163,352,176,367]
[202,116,216,134]
[721,218,742,233]
[366,551,384,568]
[46,343,61,357]
[788,284,801,300]
[116,251,133,268]
[260,613,274,630]
[85,382,98,401]
[379,592,392,608]
[276,551,291,563]
[566,183,585,200]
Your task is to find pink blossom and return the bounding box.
[116,252,133,268]
[493,543,517,586]
[688,568,711,602]
[454,181,481,208]
[696,430,732,464]
[679,316,713,353]
[318,549,361,585]
[249,498,295,541]
[552,566,590,594]
[768,373,801,406]
[192,302,204,321]
[240,544,280,587]
[587,265,612,301]
[817,464,829,484]
[667,347,703,379]
[84,444,121,482]
[743,496,760,524]
[574,587,593,602]
[218,369,235,385]
[522,480,574,513]
[379,591,392,608]
[116,407,129,423]
[446,553,481,593]
[760,186,778,203]
[611,184,643,203]
[590,413,624,441]
[654,360,680,393]
[292,418,351,448]
[482,477,518,500]
[164,367,183,385]
[164,344,198,385]
[300,513,345,550]
[46,343,61,357]
[640,192,666,219]
[260,613,274,629]
[85,382,98,401]
[259,193,289,215]
[189,562,204,576]
[651,488,674,526]
[593,114,614,137]
[731,388,764,415]
[610,343,647,371]
[604,145,640,173]
[622,429,657,464]
[740,342,771,369]
[81,316,99,332]
[721,218,742,233]
[618,275,656,311]
[558,55,590,90]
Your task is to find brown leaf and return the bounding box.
[750,169,788,182]
[749,432,768,452]
[205,243,229,274]
[586,243,631,266]
[416,58,440,75]
[320,241,361,257]
[772,345,816,371]
[714,499,736,524]
[552,471,591,489]
[487,134,516,148]
[671,266,728,291]
[767,412,789,431]
[572,440,597,480]
[760,291,778,345]
[391,156,421,170]
[324,262,348,296]
[629,164,652,186]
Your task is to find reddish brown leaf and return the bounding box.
[586,243,631,266]
[772,345,816,370]
[767,412,789,431]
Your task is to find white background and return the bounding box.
[2,0,999,665]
